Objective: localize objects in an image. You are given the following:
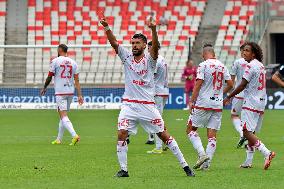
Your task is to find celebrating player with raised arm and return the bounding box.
[186,44,233,170]
[224,42,275,170]
[41,44,83,146]
[224,44,248,148]
[99,13,195,177]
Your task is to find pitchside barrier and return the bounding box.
[0,88,283,110]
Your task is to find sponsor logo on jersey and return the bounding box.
[132,80,145,86]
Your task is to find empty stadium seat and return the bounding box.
[27,0,207,84]
[214,0,257,67]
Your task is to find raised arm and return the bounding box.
[99,13,119,53]
[148,17,159,60]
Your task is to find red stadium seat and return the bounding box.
[27,0,208,84]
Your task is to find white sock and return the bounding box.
[57,120,65,141]
[206,137,217,162]
[166,136,188,168]
[155,134,163,150]
[232,118,243,138]
[188,131,206,157]
[255,140,271,158]
[148,133,154,141]
[61,116,77,138]
[117,141,128,171]
[245,145,255,164]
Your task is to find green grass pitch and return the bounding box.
[0,110,283,189]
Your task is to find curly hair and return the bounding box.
[246,42,263,62]
[240,42,248,50]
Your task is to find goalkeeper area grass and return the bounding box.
[0,110,283,189]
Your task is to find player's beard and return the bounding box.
[132,48,143,56]
[58,53,60,57]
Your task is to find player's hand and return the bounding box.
[78,96,84,105]
[223,97,231,106]
[99,11,108,27]
[40,88,47,96]
[148,16,156,29]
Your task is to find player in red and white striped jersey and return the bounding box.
[41,44,83,146]
[187,44,233,170]
[100,13,194,177]
[228,44,248,148]
[146,41,169,154]
[224,42,275,170]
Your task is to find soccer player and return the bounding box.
[99,14,195,177]
[182,60,197,110]
[225,44,248,148]
[224,42,276,170]
[186,44,233,170]
[146,41,169,154]
[40,44,83,146]
[272,65,284,87]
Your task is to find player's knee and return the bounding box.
[61,115,70,122]
[186,124,197,134]
[207,129,217,138]
[231,114,239,119]
[157,131,170,143]
[118,129,128,141]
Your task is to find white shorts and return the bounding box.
[241,109,263,133]
[117,102,164,135]
[188,109,222,130]
[154,96,168,115]
[56,95,72,111]
[231,97,244,115]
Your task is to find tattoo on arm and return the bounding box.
[44,76,52,89]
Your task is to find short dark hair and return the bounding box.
[148,41,161,49]
[246,42,263,62]
[203,43,213,49]
[58,44,68,53]
[132,33,147,44]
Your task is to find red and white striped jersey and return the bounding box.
[154,55,169,96]
[195,59,231,111]
[118,46,156,104]
[231,58,248,98]
[242,59,266,112]
[49,56,79,96]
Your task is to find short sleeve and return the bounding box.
[196,64,205,80]
[230,60,237,75]
[279,65,284,77]
[49,59,56,73]
[118,45,131,64]
[224,66,231,81]
[243,65,253,82]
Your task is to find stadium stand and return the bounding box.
[27,0,207,84]
[0,0,6,83]
[214,0,258,67]
[269,0,284,17]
